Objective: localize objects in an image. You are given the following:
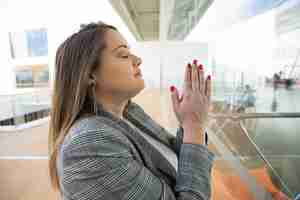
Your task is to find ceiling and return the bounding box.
[109,0,213,41]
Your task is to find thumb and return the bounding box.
[170,86,180,111]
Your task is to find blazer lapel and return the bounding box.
[126,102,175,148]
[121,118,177,184]
[126,102,177,182]
[96,101,177,184]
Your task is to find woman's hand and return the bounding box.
[170,60,211,144]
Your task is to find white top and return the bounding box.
[123,119,178,172]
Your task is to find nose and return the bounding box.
[132,55,142,67]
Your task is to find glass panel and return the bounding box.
[207,118,293,199]
[15,70,34,88]
[26,28,48,57]
[243,118,300,196]
[184,1,300,197]
[9,28,48,59]
[33,66,49,87]
[133,42,282,199]
[15,65,49,88]
[9,31,28,59]
[212,159,256,200]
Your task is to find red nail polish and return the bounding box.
[198,64,203,70]
[193,59,198,65]
[170,86,175,92]
[188,63,192,69]
[208,75,211,80]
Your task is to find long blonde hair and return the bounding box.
[49,22,119,191]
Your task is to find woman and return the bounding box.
[49,22,214,200]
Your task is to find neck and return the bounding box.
[96,94,129,120]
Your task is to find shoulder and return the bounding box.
[68,115,114,135]
[61,116,131,153]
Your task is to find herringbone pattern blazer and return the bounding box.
[56,101,214,200]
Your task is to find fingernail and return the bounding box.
[179,95,183,101]
[170,86,175,92]
[208,75,211,80]
[198,64,203,70]
[193,59,198,65]
[187,63,192,69]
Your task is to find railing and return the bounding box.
[209,112,300,120]
[0,88,51,122]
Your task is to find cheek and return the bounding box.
[99,61,133,88]
[111,62,132,79]
[106,56,131,74]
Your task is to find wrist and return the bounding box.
[182,121,205,131]
[182,126,205,145]
[183,138,204,145]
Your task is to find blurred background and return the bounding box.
[0,0,300,199]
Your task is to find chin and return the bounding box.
[130,80,145,98]
[136,80,145,92]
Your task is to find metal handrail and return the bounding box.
[209,112,300,121]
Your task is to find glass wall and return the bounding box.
[184,0,300,199]
[9,28,48,59]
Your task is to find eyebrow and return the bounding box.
[112,44,130,52]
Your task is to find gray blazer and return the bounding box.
[56,101,214,200]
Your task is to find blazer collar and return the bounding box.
[96,100,172,147]
[96,101,177,183]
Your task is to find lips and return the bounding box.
[134,70,142,76]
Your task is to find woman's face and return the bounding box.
[95,29,145,99]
